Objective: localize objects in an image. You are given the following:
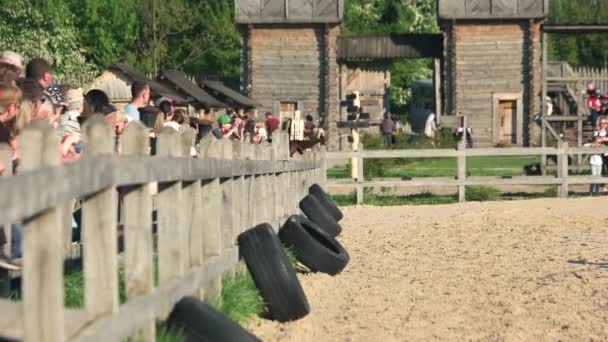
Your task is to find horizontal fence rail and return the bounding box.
[0,117,325,342]
[326,141,608,204]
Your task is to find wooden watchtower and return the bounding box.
[439,0,549,147]
[236,0,342,148]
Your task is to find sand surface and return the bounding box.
[247,198,608,341]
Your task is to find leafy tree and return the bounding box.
[0,0,98,85]
[66,0,140,68]
[343,0,439,106]
[548,0,608,67]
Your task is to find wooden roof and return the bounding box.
[200,80,259,108]
[337,34,443,60]
[235,0,343,24]
[108,64,189,106]
[160,70,226,108]
[438,0,549,20]
[542,23,608,33]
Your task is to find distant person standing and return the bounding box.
[123,80,150,121]
[303,114,316,140]
[265,112,280,138]
[381,112,396,145]
[587,82,602,128]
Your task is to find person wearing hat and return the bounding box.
[212,114,238,140]
[57,88,84,138]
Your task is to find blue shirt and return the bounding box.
[123,104,140,121]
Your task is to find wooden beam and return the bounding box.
[542,24,608,33]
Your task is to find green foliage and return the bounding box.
[343,0,440,106]
[331,191,457,206]
[465,186,500,202]
[207,269,265,324]
[548,0,608,67]
[67,0,139,68]
[155,324,185,342]
[0,0,98,85]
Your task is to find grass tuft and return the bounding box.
[206,269,265,324]
[465,186,500,202]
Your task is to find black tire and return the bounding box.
[279,215,349,276]
[309,184,343,222]
[238,223,310,322]
[299,195,342,237]
[167,297,261,342]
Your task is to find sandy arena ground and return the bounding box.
[247,198,608,341]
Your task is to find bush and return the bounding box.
[465,186,500,202]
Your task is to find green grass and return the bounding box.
[12,258,260,342]
[331,185,559,207]
[206,268,265,324]
[328,156,540,179]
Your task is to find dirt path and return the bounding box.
[247,198,608,341]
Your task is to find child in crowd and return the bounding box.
[589,135,604,195]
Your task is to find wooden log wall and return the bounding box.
[245,24,341,149]
[444,21,542,147]
[0,119,323,342]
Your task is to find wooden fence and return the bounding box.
[0,116,325,342]
[326,138,608,204]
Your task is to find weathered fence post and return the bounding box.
[558,141,569,198]
[180,128,205,297]
[19,121,65,342]
[199,136,222,300]
[457,118,467,203]
[253,144,268,225]
[356,144,364,205]
[233,141,247,234]
[121,122,155,341]
[243,143,255,229]
[220,139,236,254]
[157,128,185,284]
[0,144,11,298]
[82,117,119,319]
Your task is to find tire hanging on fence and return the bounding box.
[309,184,343,222]
[167,297,261,342]
[279,215,349,276]
[299,195,342,237]
[238,223,310,322]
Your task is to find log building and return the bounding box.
[236,0,343,148]
[439,0,549,146]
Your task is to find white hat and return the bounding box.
[0,51,24,70]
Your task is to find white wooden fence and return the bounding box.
[0,116,325,342]
[326,139,608,204]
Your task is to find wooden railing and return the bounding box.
[326,140,608,204]
[0,116,325,342]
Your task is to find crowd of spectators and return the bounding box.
[0,51,293,271]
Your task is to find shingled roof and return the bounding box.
[108,63,188,106]
[200,80,259,108]
[160,70,225,108]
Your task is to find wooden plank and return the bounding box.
[199,136,223,300]
[121,122,155,341]
[220,139,235,249]
[180,128,198,274]
[0,144,12,259]
[327,176,562,187]
[81,117,119,320]
[18,121,65,342]
[0,157,321,228]
[0,300,90,341]
[157,128,185,284]
[356,145,364,204]
[70,248,239,342]
[457,118,467,203]
[559,141,569,197]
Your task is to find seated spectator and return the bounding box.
[303,114,316,140]
[212,114,238,140]
[138,105,164,155]
[252,122,268,144]
[265,112,279,138]
[84,89,117,115]
[0,51,24,76]
[124,80,149,121]
[57,88,84,139]
[0,83,22,162]
[0,63,21,85]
